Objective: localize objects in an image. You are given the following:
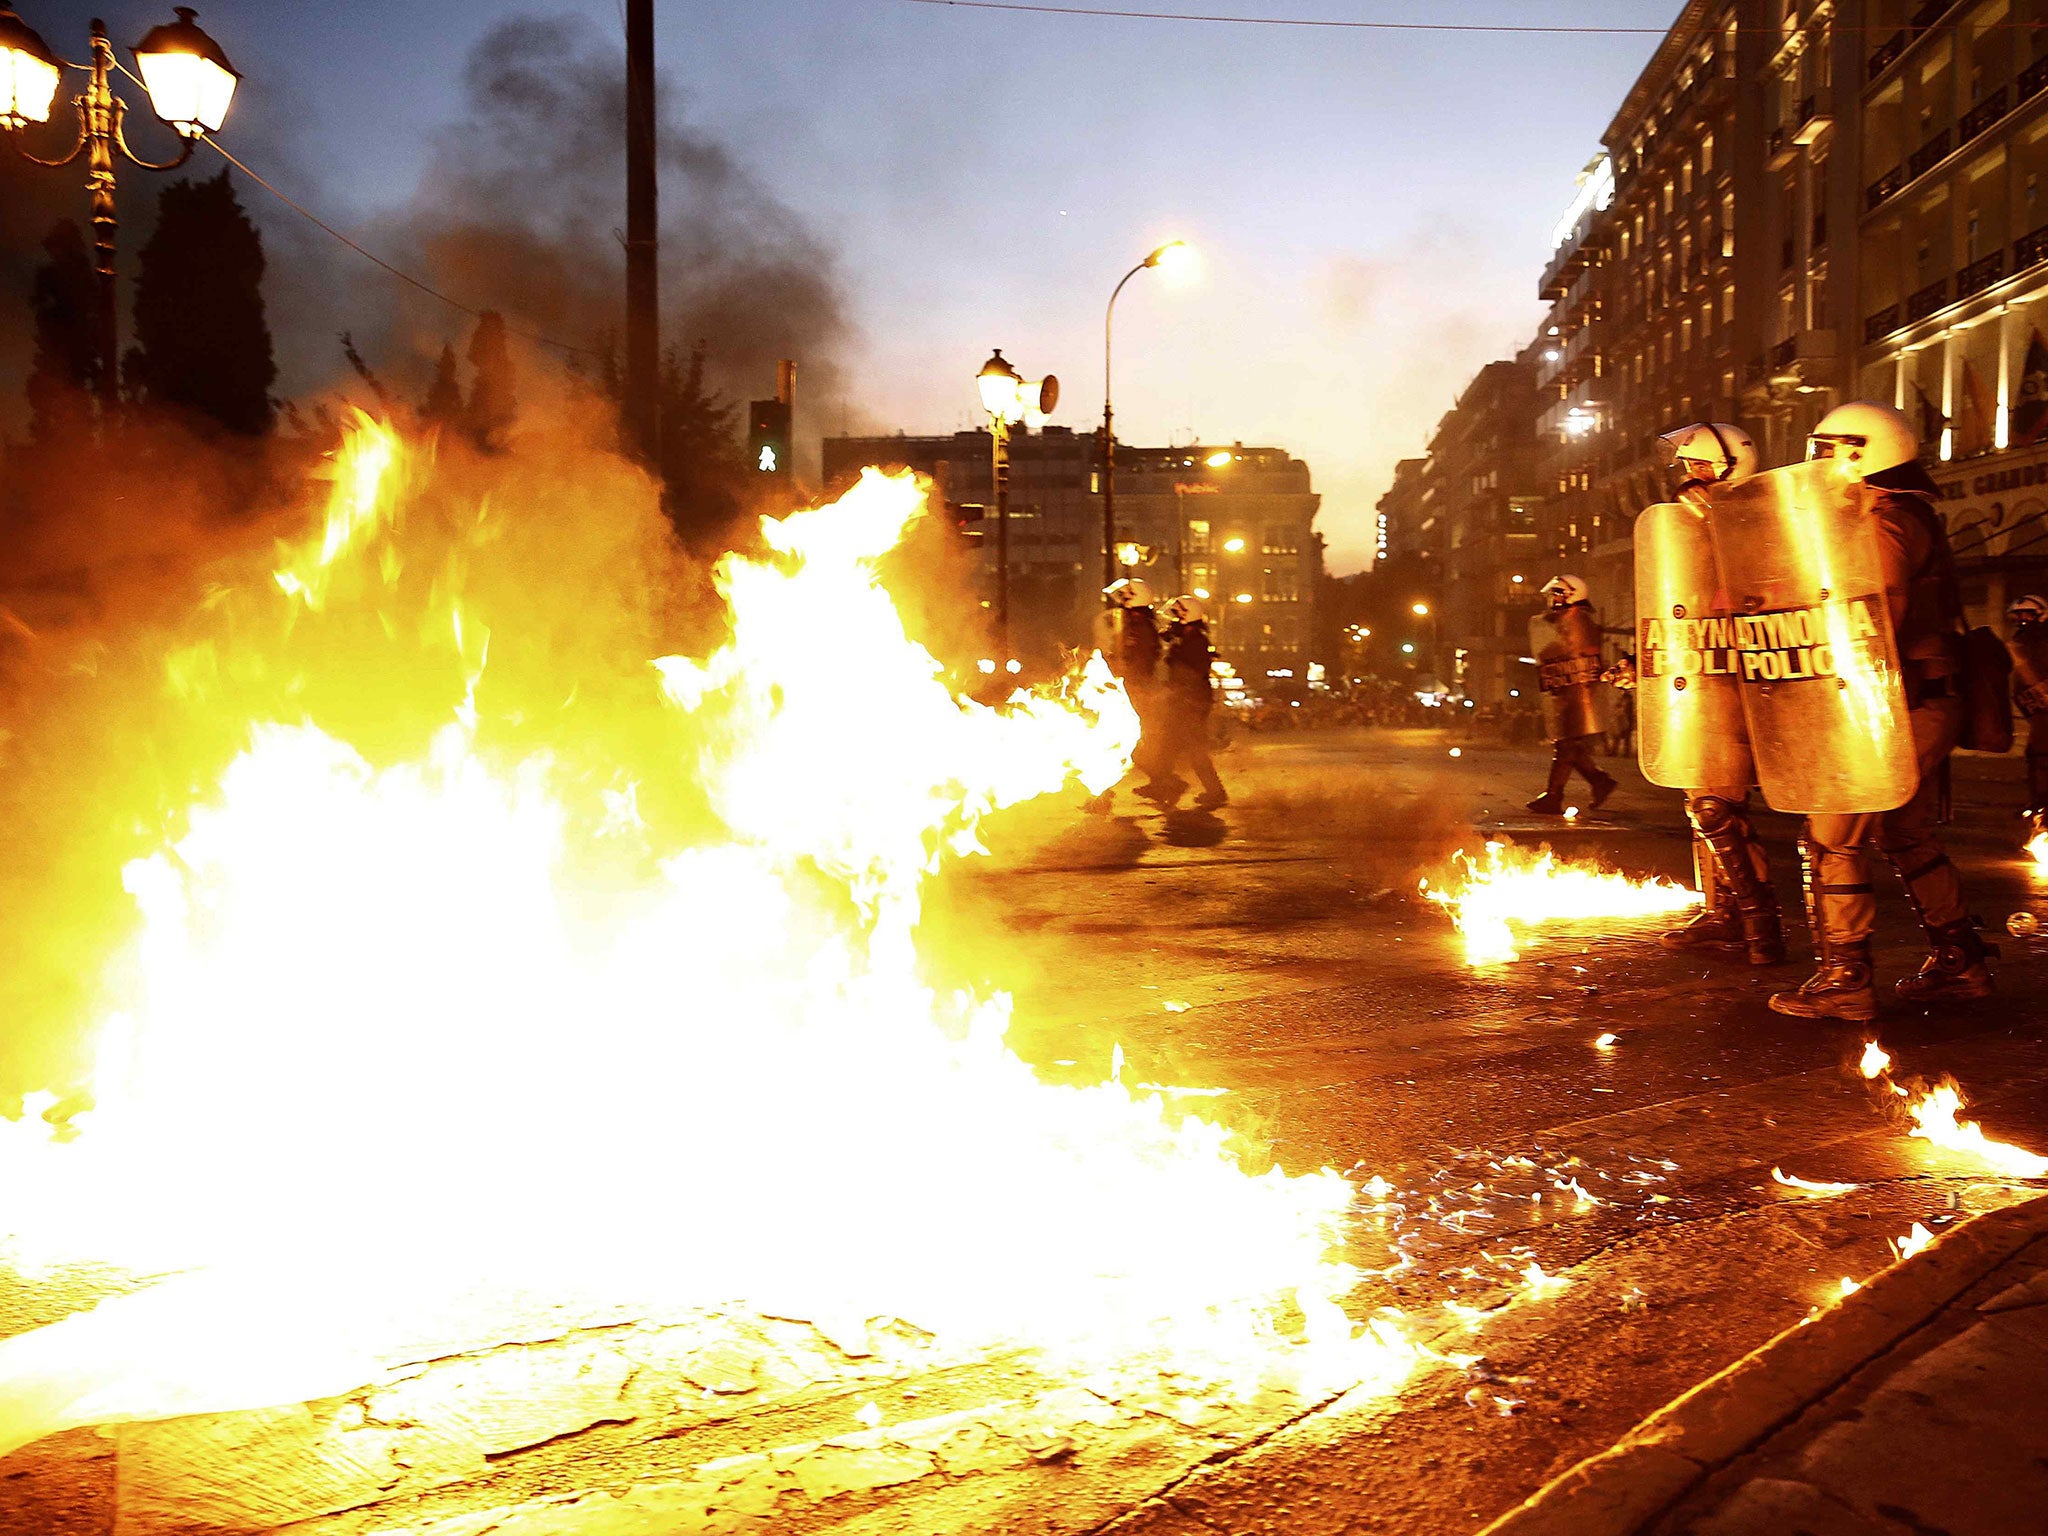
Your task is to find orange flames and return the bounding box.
[0,417,1419,1455]
[1422,841,1700,965]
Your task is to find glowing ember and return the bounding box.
[1422,841,1700,965]
[1858,1040,1892,1080]
[1836,1276,1862,1298]
[1891,1222,1936,1262]
[1771,1168,1858,1197]
[1905,1083,2048,1178]
[1594,1032,1618,1049]
[0,420,1420,1454]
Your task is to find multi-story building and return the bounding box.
[1423,359,1546,705]
[821,429,1323,684]
[1857,0,2048,618]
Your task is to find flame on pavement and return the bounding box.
[0,417,1421,1454]
[1422,840,1700,966]
[2028,830,2048,869]
[1857,1040,2048,1180]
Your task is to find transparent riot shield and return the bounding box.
[1705,461,1916,814]
[1633,501,1753,790]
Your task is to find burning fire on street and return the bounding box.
[1422,841,1700,966]
[0,416,1423,1459]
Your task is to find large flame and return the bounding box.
[0,418,1415,1456]
[1423,841,1700,966]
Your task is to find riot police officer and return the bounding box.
[2007,593,2048,836]
[1768,401,1993,1020]
[1529,575,1617,815]
[1092,577,1167,805]
[1648,422,1785,966]
[1153,594,1229,810]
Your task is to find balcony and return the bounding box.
[1908,127,1953,179]
[1867,163,1906,209]
[1958,250,2007,299]
[1767,127,1799,170]
[1793,95,1832,145]
[1865,303,1902,344]
[2023,55,2048,103]
[1906,276,1950,322]
[1959,87,2009,146]
[1868,29,1906,79]
[2016,220,2048,271]
[1771,335,1799,371]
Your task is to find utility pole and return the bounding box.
[624,0,659,464]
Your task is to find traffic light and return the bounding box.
[747,398,792,482]
[948,502,986,541]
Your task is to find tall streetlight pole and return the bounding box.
[1101,239,1188,594]
[1,5,242,409]
[623,0,659,464]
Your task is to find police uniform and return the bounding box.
[1094,603,1165,785]
[1531,600,1615,811]
[2008,616,2048,815]
[1772,477,1990,1016]
[1156,618,1227,807]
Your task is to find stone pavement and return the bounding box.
[1479,1193,2048,1536]
[1661,1204,2048,1536]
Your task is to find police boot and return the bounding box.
[1587,770,1618,810]
[1768,941,1877,1022]
[1895,920,1996,1004]
[1662,842,1743,955]
[1525,792,1565,815]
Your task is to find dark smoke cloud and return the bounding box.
[377,13,850,430]
[1,12,851,448]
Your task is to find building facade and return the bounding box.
[822,429,1323,684]
[1857,0,2048,616]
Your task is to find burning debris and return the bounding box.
[1422,840,1700,966]
[0,417,1422,1457]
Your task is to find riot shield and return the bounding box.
[1633,501,1753,790]
[2010,624,2048,719]
[1705,461,1916,813]
[1536,606,1605,740]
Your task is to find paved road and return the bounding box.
[5,728,2045,1535]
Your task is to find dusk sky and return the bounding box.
[32,2,1674,570]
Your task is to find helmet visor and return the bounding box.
[1806,432,1866,461]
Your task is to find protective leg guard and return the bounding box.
[1769,940,1877,1021]
[1895,918,1996,1004]
[1691,796,1785,965]
[1663,835,1743,952]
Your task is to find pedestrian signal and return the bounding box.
[748,399,792,482]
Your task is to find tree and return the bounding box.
[128,170,277,436]
[464,311,517,451]
[23,220,99,445]
[656,339,743,540]
[420,343,463,431]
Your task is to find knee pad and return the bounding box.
[1688,795,1742,837]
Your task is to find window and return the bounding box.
[1722,284,1735,322]
[1721,191,1736,256]
[1682,159,1694,198]
[1261,525,1299,555]
[1682,315,1694,351]
[1701,131,1715,174]
[1262,568,1300,602]
[1701,298,1714,336]
[1186,518,1211,554]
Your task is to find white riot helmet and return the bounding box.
[1105,577,1157,609]
[1806,401,1920,479]
[1540,574,1590,610]
[2010,594,2048,625]
[1163,593,1208,624]
[1660,421,1759,485]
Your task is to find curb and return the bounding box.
[1474,1190,2048,1536]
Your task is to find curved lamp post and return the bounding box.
[1101,239,1189,592]
[0,5,241,406]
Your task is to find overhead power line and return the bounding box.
[903,0,2046,33]
[197,135,596,359]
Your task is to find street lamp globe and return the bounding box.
[0,5,61,129]
[976,349,1024,424]
[134,7,239,137]
[1146,239,1193,280]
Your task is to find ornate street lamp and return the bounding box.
[0,5,242,406]
[1102,239,1191,592]
[975,349,1056,659]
